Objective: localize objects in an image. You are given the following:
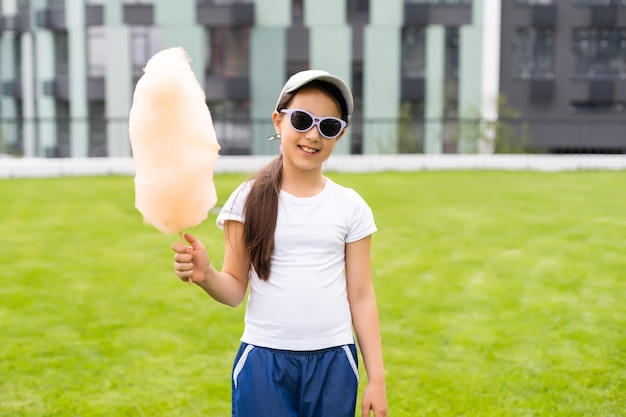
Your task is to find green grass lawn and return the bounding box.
[1,170,625,416]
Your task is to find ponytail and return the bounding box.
[243,154,283,281]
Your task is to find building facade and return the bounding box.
[500,0,626,153]
[0,0,624,158]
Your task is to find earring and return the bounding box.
[267,132,281,141]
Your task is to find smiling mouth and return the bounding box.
[299,145,319,154]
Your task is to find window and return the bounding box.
[347,0,369,15]
[208,100,251,155]
[513,0,553,5]
[511,28,554,79]
[54,31,68,77]
[572,0,626,5]
[292,0,303,25]
[198,0,253,4]
[398,100,425,154]
[286,61,310,77]
[445,26,459,81]
[207,27,250,77]
[13,36,22,76]
[131,26,163,76]
[445,27,459,117]
[16,0,30,12]
[287,0,308,76]
[56,102,70,158]
[402,27,425,79]
[88,102,107,157]
[87,26,106,77]
[572,28,626,79]
[404,0,471,5]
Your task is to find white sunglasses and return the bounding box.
[280,109,347,139]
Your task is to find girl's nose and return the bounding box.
[305,125,322,141]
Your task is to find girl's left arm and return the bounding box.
[346,236,388,417]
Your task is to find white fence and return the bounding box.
[1,154,625,178]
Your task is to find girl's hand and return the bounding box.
[172,233,211,284]
[362,381,387,417]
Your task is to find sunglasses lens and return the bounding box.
[319,119,342,138]
[290,111,313,131]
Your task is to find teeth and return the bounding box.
[301,146,317,153]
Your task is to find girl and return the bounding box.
[172,70,387,417]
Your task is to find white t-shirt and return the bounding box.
[216,177,377,350]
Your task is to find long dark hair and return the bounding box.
[242,80,349,280]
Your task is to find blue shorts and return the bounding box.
[231,342,359,417]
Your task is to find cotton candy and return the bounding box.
[128,47,220,234]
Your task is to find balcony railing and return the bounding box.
[1,116,625,158]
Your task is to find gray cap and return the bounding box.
[274,70,354,116]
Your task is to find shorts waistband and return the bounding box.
[244,343,354,357]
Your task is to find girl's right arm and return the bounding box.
[172,220,250,307]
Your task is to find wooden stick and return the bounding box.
[179,231,193,285]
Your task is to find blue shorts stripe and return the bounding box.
[232,344,255,389]
[341,344,359,382]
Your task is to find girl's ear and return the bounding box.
[272,111,281,132]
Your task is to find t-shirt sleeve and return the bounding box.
[345,189,377,243]
[216,181,252,230]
